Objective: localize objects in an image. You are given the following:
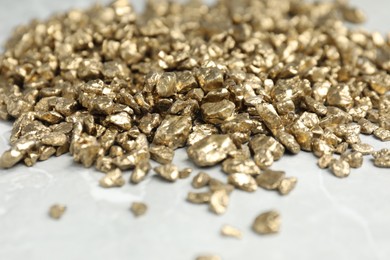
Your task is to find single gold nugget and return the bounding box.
[227,173,257,192]
[330,159,350,178]
[221,225,242,239]
[49,204,66,220]
[209,189,229,215]
[99,168,125,188]
[278,177,298,196]
[187,191,212,204]
[192,172,211,189]
[252,210,281,235]
[372,149,390,168]
[179,168,193,179]
[154,163,179,182]
[256,170,285,190]
[130,202,147,217]
[187,135,236,167]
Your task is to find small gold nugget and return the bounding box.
[209,189,229,215]
[130,202,147,217]
[192,172,211,189]
[154,163,179,182]
[227,173,257,192]
[99,168,125,188]
[256,170,285,190]
[372,149,390,168]
[278,177,298,196]
[179,168,193,179]
[253,211,281,235]
[221,225,242,239]
[49,204,66,220]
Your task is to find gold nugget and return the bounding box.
[187,135,236,167]
[278,177,298,196]
[252,210,281,235]
[154,164,179,182]
[99,168,125,188]
[256,170,286,190]
[130,202,147,217]
[49,204,66,220]
[221,225,242,239]
[227,173,257,192]
[209,189,229,215]
[192,172,211,189]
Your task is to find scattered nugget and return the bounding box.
[49,204,66,220]
[221,225,242,239]
[252,211,281,235]
[131,202,148,217]
[278,177,298,196]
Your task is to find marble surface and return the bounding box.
[0,1,389,260]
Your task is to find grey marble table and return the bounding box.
[0,1,389,260]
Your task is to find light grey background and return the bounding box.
[0,1,389,260]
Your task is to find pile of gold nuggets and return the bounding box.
[0,0,389,240]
